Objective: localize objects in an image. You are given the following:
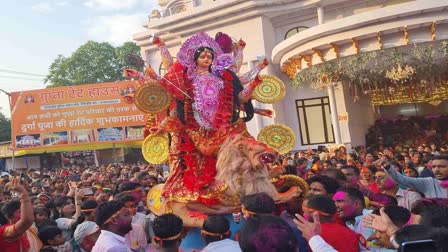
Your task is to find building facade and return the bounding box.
[134,0,448,150]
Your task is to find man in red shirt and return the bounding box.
[302,195,360,252]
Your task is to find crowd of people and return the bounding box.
[1,30,448,251]
[0,141,447,252]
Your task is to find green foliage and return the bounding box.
[0,112,11,142]
[45,41,141,88]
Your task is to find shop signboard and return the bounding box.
[10,81,147,151]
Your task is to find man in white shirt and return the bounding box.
[114,192,148,251]
[92,201,133,252]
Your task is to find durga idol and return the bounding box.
[144,32,300,227]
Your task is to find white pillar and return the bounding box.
[327,84,342,144]
[317,5,324,25]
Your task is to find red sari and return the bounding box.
[159,62,253,206]
[0,224,31,252]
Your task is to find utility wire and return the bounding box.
[0,69,46,77]
[0,75,44,81]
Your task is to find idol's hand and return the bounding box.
[153,36,165,47]
[257,57,269,69]
[144,66,159,80]
[236,39,246,50]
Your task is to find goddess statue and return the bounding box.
[129,32,301,227]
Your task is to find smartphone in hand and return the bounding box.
[78,187,94,196]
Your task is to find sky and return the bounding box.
[0,0,159,118]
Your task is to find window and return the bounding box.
[285,26,309,39]
[296,97,335,145]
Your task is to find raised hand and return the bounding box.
[236,39,246,50]
[10,177,27,194]
[153,36,165,47]
[362,207,399,236]
[257,57,269,69]
[294,212,321,241]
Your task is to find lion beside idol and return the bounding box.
[123,31,308,228]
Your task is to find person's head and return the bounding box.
[432,155,448,180]
[320,168,346,185]
[38,226,65,246]
[305,169,316,179]
[395,225,448,252]
[360,166,377,181]
[96,200,132,236]
[404,167,418,178]
[31,196,44,208]
[1,172,10,183]
[119,182,144,203]
[410,198,448,224]
[365,153,375,163]
[74,221,101,252]
[38,193,51,204]
[241,192,275,220]
[306,175,340,197]
[239,215,297,252]
[52,176,65,191]
[194,47,214,69]
[420,206,448,228]
[370,206,411,249]
[81,200,98,222]
[1,200,21,224]
[374,171,396,190]
[201,215,231,244]
[152,214,183,250]
[114,192,138,217]
[302,195,337,223]
[333,187,365,220]
[340,165,360,185]
[31,182,42,195]
[136,171,151,187]
[34,207,50,225]
[411,152,423,165]
[60,198,75,218]
[130,166,140,177]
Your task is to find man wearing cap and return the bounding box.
[74,221,100,252]
[1,172,10,185]
[92,200,133,252]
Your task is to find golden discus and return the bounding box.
[257,124,296,154]
[134,80,172,114]
[253,74,286,104]
[142,133,169,164]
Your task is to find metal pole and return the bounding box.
[113,143,116,164]
[0,89,13,170]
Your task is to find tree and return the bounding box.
[45,41,141,87]
[0,112,11,142]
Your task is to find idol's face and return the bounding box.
[197,50,213,69]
